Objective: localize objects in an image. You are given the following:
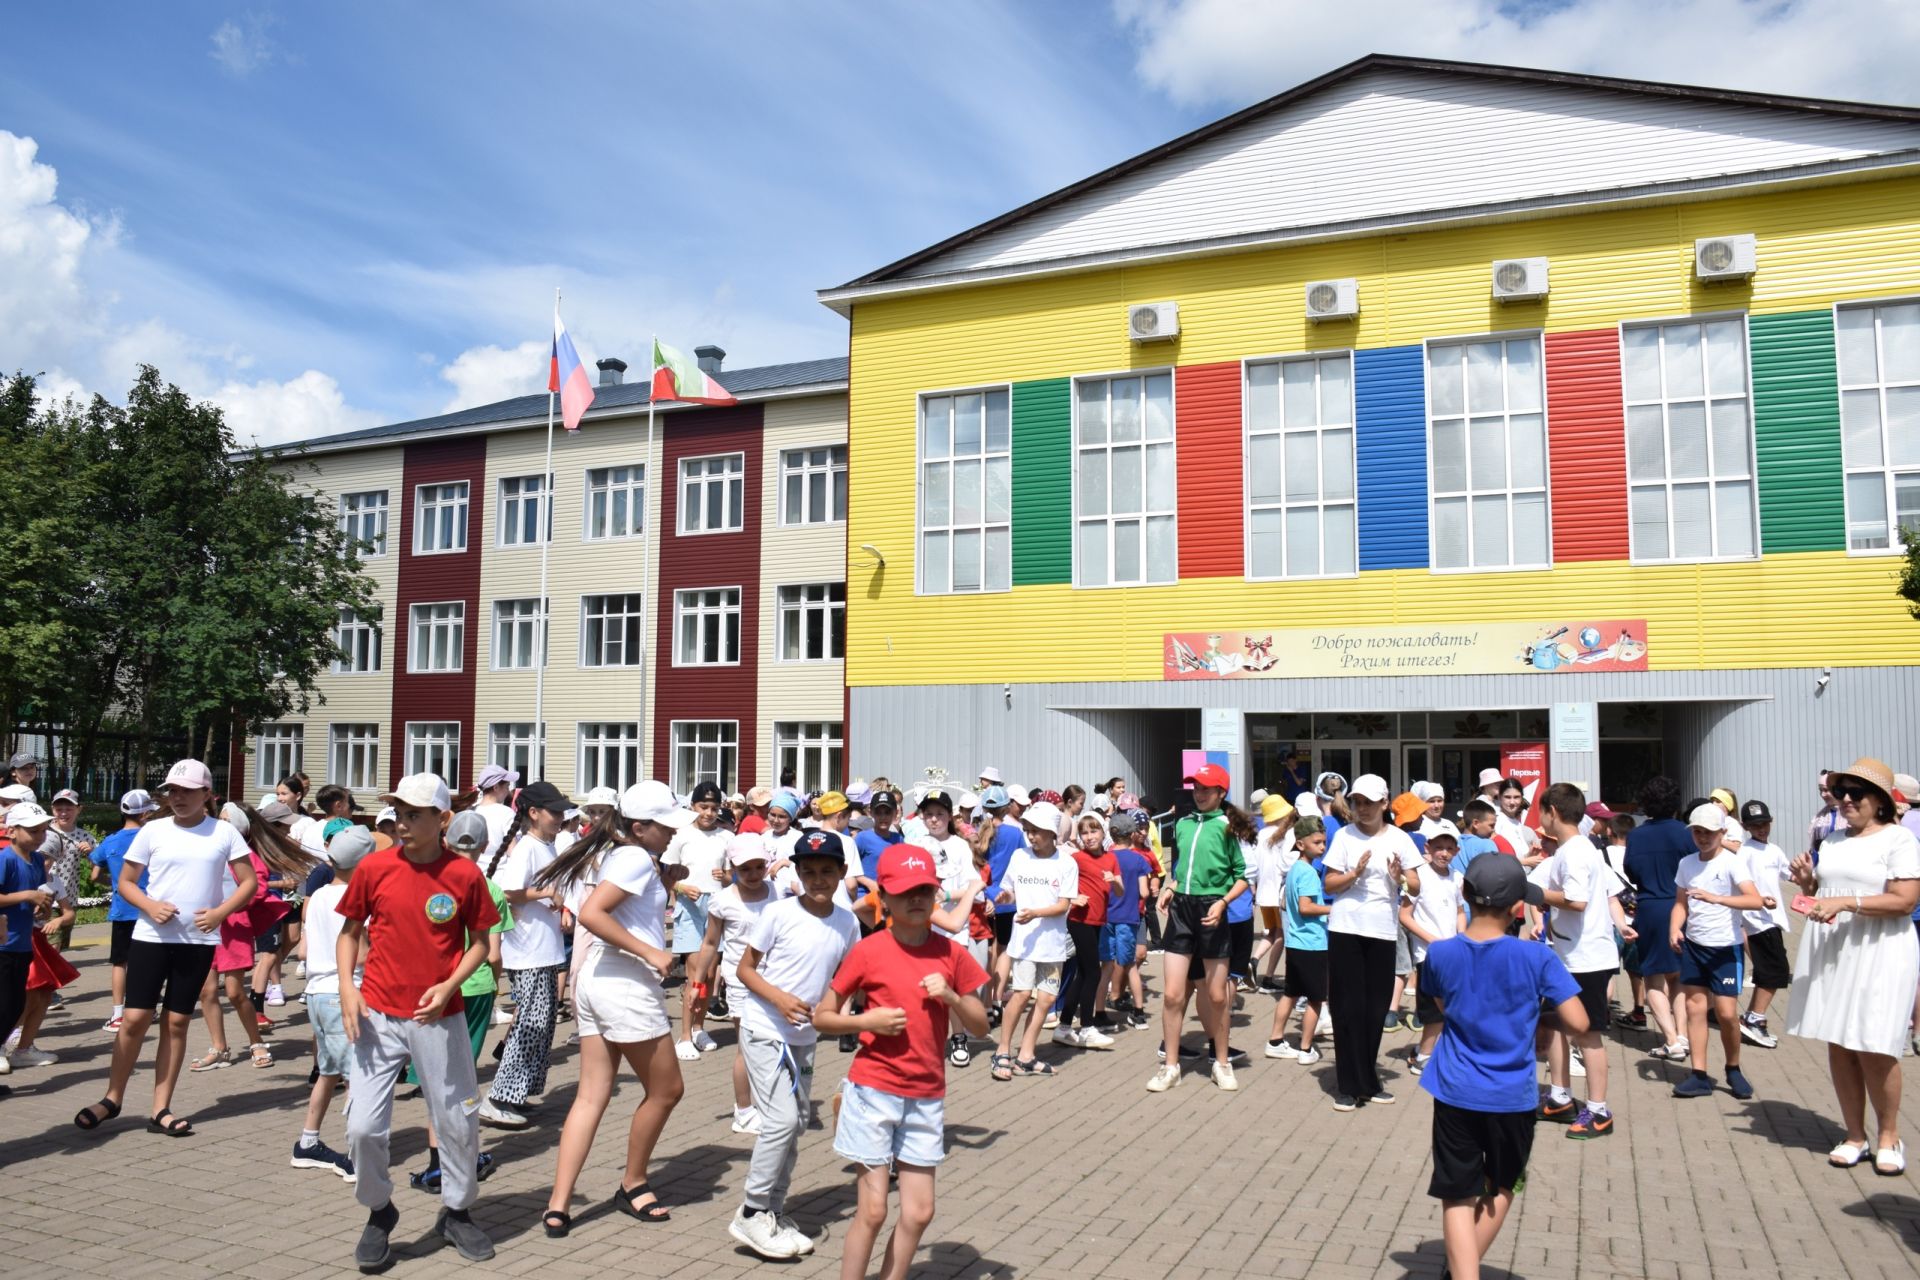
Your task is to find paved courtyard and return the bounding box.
[8,925,1920,1279]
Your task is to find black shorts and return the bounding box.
[992,912,1013,949]
[1228,917,1255,976]
[1429,1098,1536,1200]
[1284,947,1329,1002]
[109,919,137,967]
[1748,927,1792,990]
[1414,958,1444,1024]
[125,940,217,1016]
[1162,894,1231,961]
[1572,968,1613,1031]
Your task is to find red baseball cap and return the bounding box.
[1184,763,1231,790]
[876,845,941,894]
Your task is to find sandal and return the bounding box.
[1829,1140,1869,1168]
[147,1108,194,1137]
[1014,1057,1056,1077]
[613,1181,671,1223]
[542,1210,572,1238]
[1876,1140,1907,1176]
[74,1097,122,1131]
[250,1044,273,1068]
[990,1053,1014,1082]
[189,1048,234,1072]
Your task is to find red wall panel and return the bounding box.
[652,404,764,789]
[1545,329,1630,563]
[1175,361,1244,579]
[392,437,485,789]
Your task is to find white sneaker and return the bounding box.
[477,1098,527,1129]
[1051,1025,1083,1048]
[1297,1046,1322,1065]
[728,1207,800,1260]
[774,1214,815,1255]
[265,983,286,1007]
[0,1052,12,1075]
[1145,1063,1182,1092]
[3,1029,16,1052]
[730,1108,762,1135]
[293,961,306,979]
[1570,1047,1587,1078]
[1079,1027,1116,1050]
[1042,1011,1060,1029]
[492,1006,514,1025]
[692,1029,719,1053]
[102,1015,123,1034]
[1265,1040,1300,1060]
[10,1047,54,1068]
[675,1038,701,1062]
[1211,1060,1239,1091]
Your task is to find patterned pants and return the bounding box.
[490,964,560,1106]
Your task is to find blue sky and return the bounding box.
[2,1,1915,443]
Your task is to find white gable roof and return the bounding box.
[828,56,1920,301]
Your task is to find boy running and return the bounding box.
[989,801,1076,1079]
[1669,803,1764,1100]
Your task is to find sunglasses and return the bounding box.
[1833,783,1877,803]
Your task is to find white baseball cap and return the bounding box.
[375,806,397,825]
[0,783,35,803]
[1477,767,1505,789]
[1248,788,1268,807]
[220,801,250,834]
[573,785,619,808]
[50,788,80,806]
[4,801,52,830]
[1006,784,1032,807]
[1350,774,1391,802]
[120,788,160,815]
[1688,803,1728,831]
[379,773,451,812]
[1294,792,1322,818]
[162,759,214,792]
[726,833,770,866]
[446,810,490,853]
[1019,801,1064,836]
[620,780,695,827]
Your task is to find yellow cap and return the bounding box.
[815,790,849,816]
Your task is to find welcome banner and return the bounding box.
[1163,620,1648,680]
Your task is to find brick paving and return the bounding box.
[8,925,1920,1279]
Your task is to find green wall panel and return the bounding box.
[1751,310,1845,554]
[1011,378,1072,585]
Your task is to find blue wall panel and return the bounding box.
[1355,344,1428,571]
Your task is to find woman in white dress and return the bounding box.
[1784,756,1920,1174]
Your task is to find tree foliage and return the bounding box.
[1900,524,1920,622]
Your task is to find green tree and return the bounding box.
[1899,524,1920,622]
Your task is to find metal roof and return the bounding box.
[273,355,848,456]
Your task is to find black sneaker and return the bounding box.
[1127,1010,1151,1029]
[838,1034,857,1053]
[356,1203,399,1272]
[435,1209,495,1261]
[947,1033,971,1067]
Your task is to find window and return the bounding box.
[339,491,388,557]
[1246,353,1356,577]
[1427,337,1549,570]
[781,445,848,525]
[408,602,465,673]
[330,724,380,790]
[333,608,382,674]
[585,465,646,541]
[919,388,1011,593]
[777,583,845,661]
[578,722,642,793]
[671,721,737,795]
[414,482,469,554]
[1622,319,1757,561]
[1075,373,1177,586]
[679,454,744,534]
[405,722,461,786]
[255,724,303,789]
[774,721,842,793]
[675,587,741,665]
[492,599,547,670]
[488,722,545,777]
[581,593,645,668]
[1836,302,1920,551]
[496,474,553,547]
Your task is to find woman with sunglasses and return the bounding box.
[1785,757,1920,1175]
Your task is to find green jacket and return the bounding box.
[1171,809,1246,897]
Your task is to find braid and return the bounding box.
[486,803,529,878]
[535,811,625,894]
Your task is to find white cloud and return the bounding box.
[1115,0,1920,110]
[216,370,382,447]
[0,132,108,364]
[210,16,277,77]
[438,340,547,413]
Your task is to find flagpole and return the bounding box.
[641,333,655,785]
[535,287,558,781]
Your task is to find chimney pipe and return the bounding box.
[694,345,725,375]
[596,357,627,387]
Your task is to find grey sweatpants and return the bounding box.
[741,1027,816,1213]
[345,1008,480,1212]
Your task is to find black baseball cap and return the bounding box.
[790,830,845,863]
[519,780,568,815]
[690,780,724,807]
[870,788,900,812]
[1740,800,1773,826]
[1463,854,1544,910]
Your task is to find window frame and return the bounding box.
[404,721,462,788]
[1241,348,1360,582]
[673,586,743,667]
[412,481,470,555]
[1421,330,1554,575]
[332,607,382,675]
[1833,296,1920,556]
[915,383,1014,596]
[254,724,304,790]
[487,722,546,778]
[495,473,555,548]
[669,720,739,796]
[338,490,389,558]
[772,720,843,794]
[774,582,846,663]
[579,592,647,669]
[583,463,647,542]
[1070,367,1180,589]
[407,601,466,674]
[1618,312,1761,566]
[576,722,644,794]
[779,444,849,527]
[677,452,746,536]
[490,598,548,671]
[328,723,380,791]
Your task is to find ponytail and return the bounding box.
[243,806,322,876]
[485,802,530,879]
[534,810,627,894]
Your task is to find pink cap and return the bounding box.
[162,759,214,792]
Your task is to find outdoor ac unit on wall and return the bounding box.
[1695,234,1756,281]
[1128,302,1179,342]
[1491,258,1549,301]
[1305,279,1359,321]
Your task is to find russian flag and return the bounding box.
[548,308,596,432]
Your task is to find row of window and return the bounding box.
[915,301,1920,589]
[339,446,848,557]
[254,719,843,799]
[335,584,845,674]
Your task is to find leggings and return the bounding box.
[1063,921,1104,1026]
[491,964,560,1105]
[1143,898,1163,950]
[1327,932,1395,1099]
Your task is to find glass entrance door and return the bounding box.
[1313,744,1397,794]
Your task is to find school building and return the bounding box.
[822,54,1920,819]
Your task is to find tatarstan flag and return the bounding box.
[651,338,737,406]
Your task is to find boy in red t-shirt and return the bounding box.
[815,845,990,1280]
[336,774,500,1272]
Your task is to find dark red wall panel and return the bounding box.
[392,436,485,789]
[1545,329,1631,563]
[1174,361,1244,579]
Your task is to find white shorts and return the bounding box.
[833,1079,945,1168]
[1010,958,1063,996]
[575,945,671,1043]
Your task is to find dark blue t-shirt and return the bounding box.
[1420,934,1579,1112]
[1624,818,1692,900]
[987,823,1027,915]
[0,848,42,953]
[1107,847,1150,925]
[853,828,903,900]
[91,827,146,924]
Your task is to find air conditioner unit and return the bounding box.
[1304,278,1359,321]
[1491,257,1549,302]
[1128,302,1179,342]
[1694,234,1756,281]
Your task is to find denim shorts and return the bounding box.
[1100,922,1138,964]
[671,894,711,955]
[833,1079,946,1168]
[307,993,350,1077]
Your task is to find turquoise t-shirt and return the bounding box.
[1282,858,1327,951]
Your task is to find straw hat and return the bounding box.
[1832,757,1898,811]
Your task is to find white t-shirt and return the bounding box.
[124,815,253,946]
[596,844,669,950]
[914,833,980,940]
[1405,862,1463,963]
[1676,850,1757,948]
[1740,839,1793,933]
[771,829,860,910]
[1254,827,1295,907]
[1495,812,1538,855]
[665,825,731,900]
[737,897,860,1046]
[304,881,350,995]
[1535,834,1619,974]
[492,835,566,969]
[1003,847,1078,962]
[708,883,779,973]
[475,802,516,865]
[289,815,327,862]
[1324,823,1423,941]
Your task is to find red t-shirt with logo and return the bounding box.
[831,927,989,1099]
[1069,849,1117,925]
[336,847,499,1020]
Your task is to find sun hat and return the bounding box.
[446,810,490,853]
[620,780,696,827]
[977,766,1003,785]
[1831,757,1898,811]
[379,773,451,812]
[876,845,941,894]
[1477,767,1504,789]
[1391,793,1427,827]
[1260,794,1295,826]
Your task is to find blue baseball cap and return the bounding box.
[979,785,1010,810]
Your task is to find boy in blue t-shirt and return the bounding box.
[1265,817,1329,1064]
[89,789,160,1032]
[1101,811,1153,1028]
[1419,854,1586,1280]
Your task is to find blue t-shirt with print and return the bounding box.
[90,827,146,923]
[1420,933,1580,1112]
[0,847,41,953]
[1107,847,1150,926]
[1283,859,1327,951]
[987,823,1027,915]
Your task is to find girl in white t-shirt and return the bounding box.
[692,837,782,1136]
[482,782,572,1128]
